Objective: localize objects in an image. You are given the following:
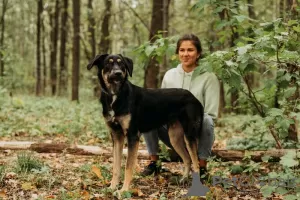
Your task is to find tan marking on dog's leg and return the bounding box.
[110,132,125,190]
[184,135,200,173]
[168,121,191,178]
[116,114,131,136]
[120,138,139,192]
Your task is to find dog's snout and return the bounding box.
[114,71,122,76]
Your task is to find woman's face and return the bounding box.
[178,40,200,70]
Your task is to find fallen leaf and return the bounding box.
[130,188,144,197]
[22,182,35,190]
[0,189,6,198]
[45,195,56,199]
[91,165,103,179]
[81,190,90,200]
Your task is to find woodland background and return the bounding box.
[0,0,299,199]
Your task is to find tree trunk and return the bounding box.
[36,0,43,96]
[49,0,60,96]
[87,0,100,97]
[144,0,169,89]
[245,0,256,91]
[58,0,69,96]
[230,0,240,113]
[218,81,226,118]
[72,0,80,101]
[159,0,170,84]
[286,0,299,142]
[42,13,47,95]
[279,0,285,18]
[215,9,227,116]
[286,0,299,19]
[0,0,8,77]
[88,0,96,58]
[98,0,111,54]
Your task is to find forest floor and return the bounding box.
[1,127,298,200]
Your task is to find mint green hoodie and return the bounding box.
[161,64,220,119]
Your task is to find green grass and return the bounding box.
[15,152,44,173]
[0,94,109,143]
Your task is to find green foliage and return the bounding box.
[201,18,299,143]
[133,34,180,68]
[15,152,44,173]
[158,142,171,162]
[0,95,109,142]
[279,151,299,168]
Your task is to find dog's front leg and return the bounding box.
[120,134,139,192]
[110,131,125,190]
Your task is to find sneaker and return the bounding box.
[199,167,208,184]
[139,161,161,177]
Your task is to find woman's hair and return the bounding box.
[175,33,203,60]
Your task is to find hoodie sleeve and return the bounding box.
[161,76,167,89]
[204,73,220,120]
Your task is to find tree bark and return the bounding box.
[42,13,47,95]
[218,80,226,117]
[36,0,43,96]
[58,0,69,96]
[49,0,60,96]
[0,0,8,77]
[245,0,256,92]
[144,0,169,89]
[230,0,240,113]
[87,0,96,58]
[98,0,111,54]
[72,0,80,101]
[285,0,299,142]
[279,0,285,18]
[159,0,170,84]
[216,9,227,116]
[0,141,298,162]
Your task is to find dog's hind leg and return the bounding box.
[110,131,125,190]
[120,133,139,192]
[168,121,191,180]
[184,134,199,173]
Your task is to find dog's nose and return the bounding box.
[114,71,122,76]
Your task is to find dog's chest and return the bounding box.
[105,95,131,135]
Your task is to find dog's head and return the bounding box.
[87,54,133,94]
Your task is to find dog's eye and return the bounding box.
[109,59,114,63]
[117,59,121,63]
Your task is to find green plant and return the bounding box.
[15,152,44,173]
[259,151,300,199]
[158,142,171,162]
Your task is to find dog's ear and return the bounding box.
[118,54,133,77]
[87,54,109,70]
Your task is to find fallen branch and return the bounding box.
[0,141,298,162]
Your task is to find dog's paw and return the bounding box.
[113,189,129,199]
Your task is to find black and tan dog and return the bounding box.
[87,54,204,192]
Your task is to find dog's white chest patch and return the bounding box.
[109,110,115,118]
[111,95,117,106]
